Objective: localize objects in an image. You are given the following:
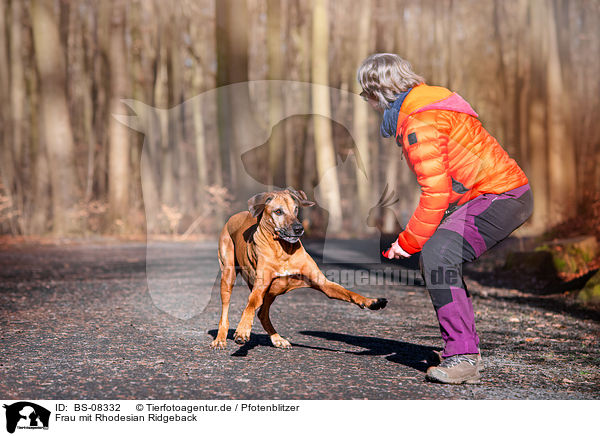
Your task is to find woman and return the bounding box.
[357,53,533,384]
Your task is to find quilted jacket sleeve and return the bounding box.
[397,119,452,254]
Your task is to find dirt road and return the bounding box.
[0,240,598,399]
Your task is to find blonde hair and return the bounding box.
[357,53,425,109]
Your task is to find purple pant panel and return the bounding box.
[437,287,480,358]
[439,200,489,257]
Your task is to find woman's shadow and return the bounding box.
[208,329,438,372]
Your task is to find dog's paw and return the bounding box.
[270,334,292,349]
[233,329,251,345]
[367,297,388,310]
[210,338,227,350]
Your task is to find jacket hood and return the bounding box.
[380,84,479,138]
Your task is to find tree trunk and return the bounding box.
[546,0,576,226]
[128,1,147,218]
[527,0,549,233]
[81,10,97,203]
[166,10,192,214]
[31,0,80,235]
[107,0,130,229]
[353,0,373,233]
[0,0,15,233]
[94,4,110,200]
[31,118,50,234]
[140,143,161,234]
[284,0,310,189]
[312,0,342,233]
[192,92,207,205]
[492,0,509,148]
[10,0,25,216]
[215,0,232,191]
[267,0,284,188]
[190,18,208,208]
[216,0,253,197]
[0,1,8,123]
[514,0,530,167]
[189,7,212,207]
[26,35,44,234]
[433,0,449,87]
[155,45,174,206]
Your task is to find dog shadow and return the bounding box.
[208,329,438,372]
[207,329,273,357]
[298,331,438,372]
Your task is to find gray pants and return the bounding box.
[419,184,533,357]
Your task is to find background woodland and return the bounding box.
[1,0,599,238]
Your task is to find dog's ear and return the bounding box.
[286,187,315,208]
[248,192,273,217]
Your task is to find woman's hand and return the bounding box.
[385,240,411,259]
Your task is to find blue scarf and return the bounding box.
[380,88,413,138]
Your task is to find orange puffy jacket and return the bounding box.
[382,84,529,254]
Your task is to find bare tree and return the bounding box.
[107,0,130,228]
[353,0,373,231]
[527,0,551,233]
[216,0,253,196]
[267,0,285,188]
[546,0,576,226]
[312,0,342,233]
[0,0,14,233]
[284,0,310,189]
[31,0,80,235]
[10,0,25,224]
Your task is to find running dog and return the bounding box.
[210,187,387,349]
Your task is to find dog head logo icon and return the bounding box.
[3,402,50,434]
[115,81,376,320]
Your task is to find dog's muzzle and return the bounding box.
[277,222,304,243]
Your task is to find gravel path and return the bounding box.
[0,240,598,399]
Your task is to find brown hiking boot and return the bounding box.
[431,350,485,372]
[426,354,482,384]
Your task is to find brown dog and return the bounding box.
[210,187,387,349]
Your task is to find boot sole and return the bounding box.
[425,369,482,385]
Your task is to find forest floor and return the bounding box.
[0,238,598,400]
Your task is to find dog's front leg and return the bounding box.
[233,267,274,345]
[304,266,387,310]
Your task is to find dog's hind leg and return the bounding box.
[210,228,237,349]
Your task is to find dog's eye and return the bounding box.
[274,209,283,216]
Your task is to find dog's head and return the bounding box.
[248,187,315,243]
